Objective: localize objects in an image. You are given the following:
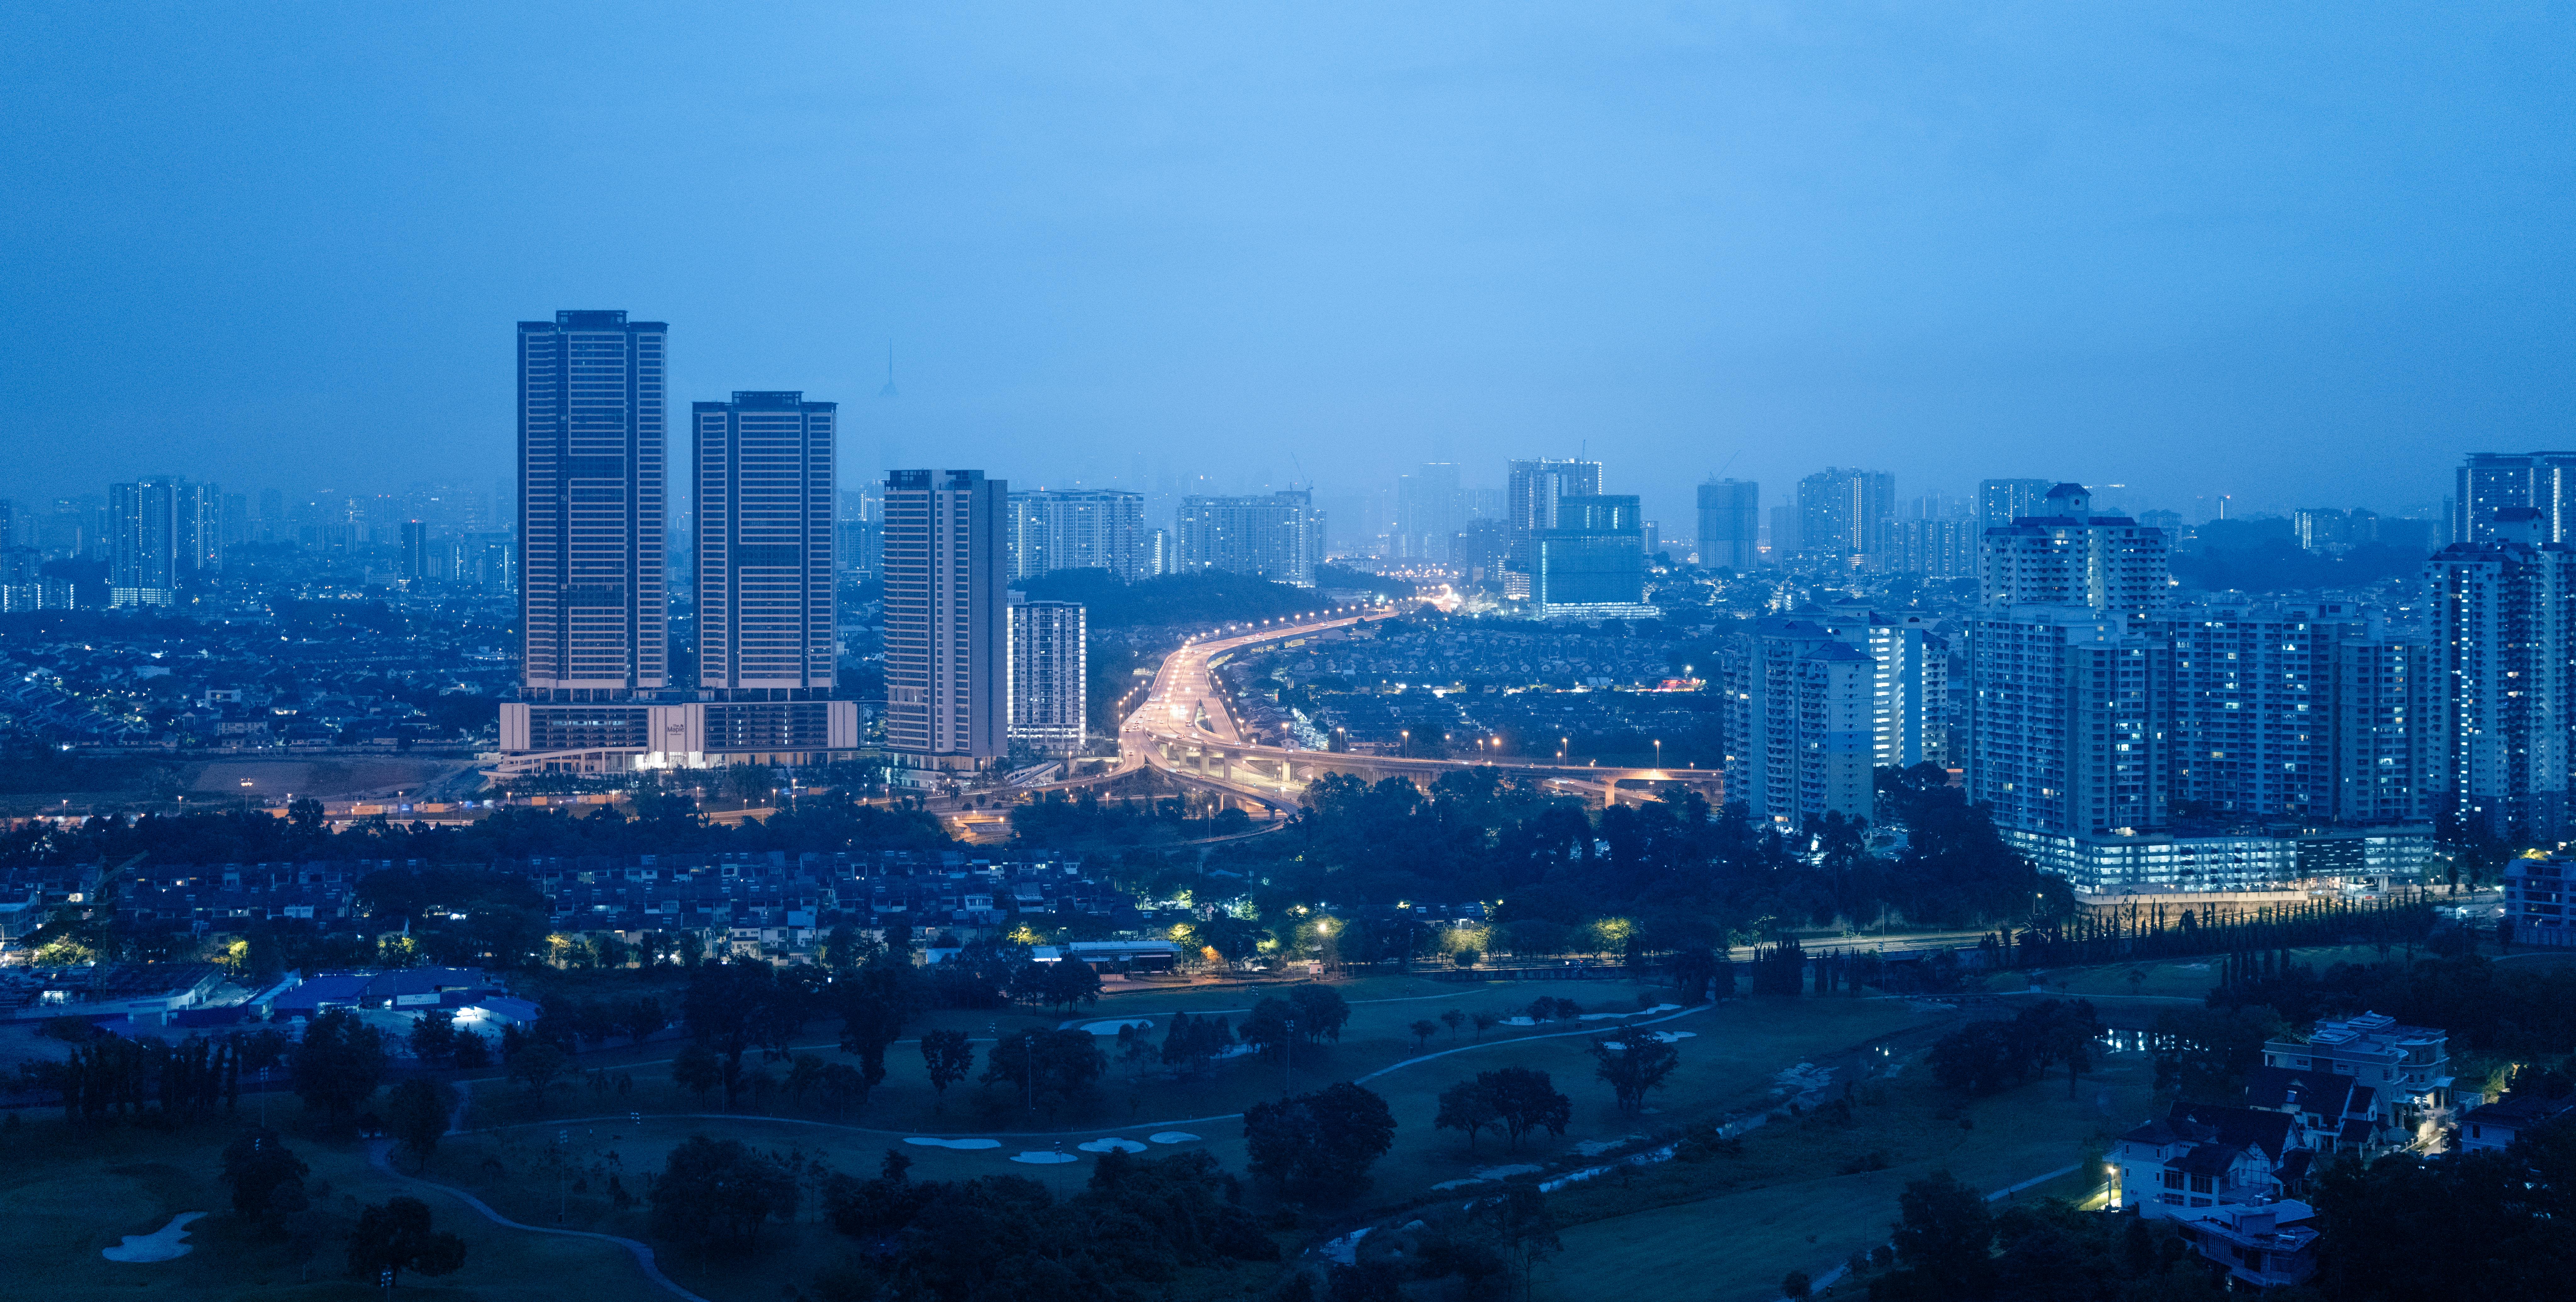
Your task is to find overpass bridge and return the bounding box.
[1050,604,1724,813]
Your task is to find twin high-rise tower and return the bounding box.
[500,311,855,773]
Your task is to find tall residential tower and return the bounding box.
[518,310,668,700]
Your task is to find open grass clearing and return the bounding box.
[1534,1041,2154,1302]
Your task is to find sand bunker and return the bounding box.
[1147,1131,1200,1144]
[1077,1137,1149,1154]
[104,1212,205,1262]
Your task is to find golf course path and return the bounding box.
[367,1140,712,1302]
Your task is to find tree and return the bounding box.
[406,1010,458,1066]
[1191,914,1269,967]
[1868,1170,1994,1301]
[686,959,810,1107]
[291,1008,387,1124]
[819,1063,868,1119]
[1288,984,1351,1043]
[919,1029,974,1105]
[219,1126,309,1226]
[1241,997,1297,1057]
[346,1196,468,1288]
[618,993,669,1047]
[1590,1033,1679,1114]
[1668,946,1718,1004]
[1161,1011,1235,1077]
[672,1043,723,1105]
[1471,1011,1500,1040]
[833,962,913,1104]
[1440,1009,1467,1040]
[382,1078,456,1172]
[982,1029,1106,1115]
[1243,1081,1397,1198]
[650,1135,800,1253]
[508,1041,569,1107]
[1408,1019,1440,1051]
[1483,1067,1573,1150]
[1042,958,1103,1013]
[1435,1078,1503,1152]
[451,1029,491,1070]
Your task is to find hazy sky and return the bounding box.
[4,2,2568,529]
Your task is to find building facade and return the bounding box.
[1884,518,1979,578]
[1965,605,2169,846]
[518,310,669,701]
[108,478,179,606]
[1720,618,1877,829]
[1979,483,2171,623]
[2453,450,2576,544]
[1978,478,2054,532]
[1503,458,1602,596]
[1796,466,1896,561]
[694,391,836,700]
[1818,607,1949,768]
[1695,478,1759,571]
[1008,489,1147,582]
[1530,494,1655,618]
[1008,598,1087,755]
[1395,463,1463,563]
[1174,490,1321,587]
[883,469,1010,769]
[2424,507,2576,839]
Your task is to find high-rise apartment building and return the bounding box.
[2164,601,2358,821]
[1818,607,1950,768]
[1980,483,2170,623]
[1008,597,1087,755]
[1008,489,1146,582]
[108,478,178,606]
[1885,519,1979,577]
[518,310,668,701]
[1174,490,1321,587]
[1979,479,2054,532]
[883,469,1009,769]
[1796,467,1897,560]
[1452,518,1511,587]
[401,521,430,580]
[1530,495,1654,618]
[1503,459,1602,596]
[2425,507,2576,838]
[694,391,836,700]
[1965,605,2169,847]
[1719,617,1877,829]
[1696,478,1759,570]
[2334,625,2430,825]
[2452,451,2576,544]
[1395,463,1464,562]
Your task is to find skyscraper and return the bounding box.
[1979,483,2171,623]
[1978,479,2054,532]
[1816,607,1950,768]
[2164,601,2358,821]
[2334,623,2430,825]
[108,478,178,606]
[1008,489,1147,581]
[1530,494,1654,618]
[401,521,430,580]
[518,310,668,701]
[1695,478,1759,570]
[2452,451,2576,544]
[694,391,836,700]
[1796,467,1896,560]
[1395,463,1464,562]
[1503,458,1602,596]
[2425,507,2576,838]
[1885,520,1979,577]
[884,469,1009,769]
[1009,597,1087,755]
[1174,490,1322,586]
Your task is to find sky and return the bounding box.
[3,1,2569,531]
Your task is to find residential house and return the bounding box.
[2261,1011,2451,1137]
[2458,1092,2576,1154]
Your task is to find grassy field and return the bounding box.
[0,1117,652,1302]
[1534,1037,2156,1302]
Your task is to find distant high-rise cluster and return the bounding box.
[1009,489,1148,582]
[1174,489,1322,587]
[1695,478,1759,571]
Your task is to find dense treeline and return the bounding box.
[2207,944,2576,1059]
[1256,763,2056,948]
[0,786,952,870]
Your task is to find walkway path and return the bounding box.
[366,1140,712,1302]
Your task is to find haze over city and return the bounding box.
[8,3,2564,523]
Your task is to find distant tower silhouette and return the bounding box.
[879,343,898,399]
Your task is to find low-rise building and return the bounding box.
[2111,1102,2313,1218]
[2457,1092,2576,1154]
[2504,853,2574,948]
[2261,1011,2452,1137]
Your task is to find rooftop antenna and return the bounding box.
[878,343,898,399]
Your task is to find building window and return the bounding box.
[2189,1175,2212,1194]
